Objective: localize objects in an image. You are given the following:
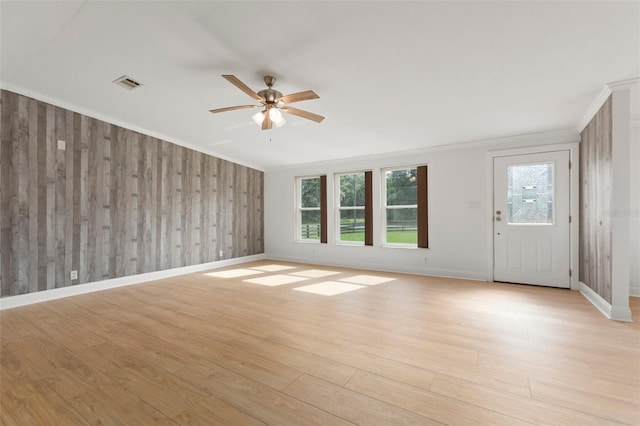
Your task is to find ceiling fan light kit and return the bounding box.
[210,74,324,130]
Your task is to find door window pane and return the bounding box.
[507,162,554,224]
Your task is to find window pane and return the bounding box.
[339,209,365,242]
[507,163,553,224]
[300,210,321,240]
[300,177,321,208]
[339,173,365,207]
[386,169,417,206]
[386,208,417,244]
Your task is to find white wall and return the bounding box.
[630,123,640,296]
[264,131,578,281]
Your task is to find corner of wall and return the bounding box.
[580,281,633,322]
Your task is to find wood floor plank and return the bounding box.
[16,302,106,352]
[276,333,530,397]
[525,368,640,405]
[430,373,626,425]
[172,306,358,386]
[529,379,640,425]
[0,310,41,343]
[268,329,438,392]
[70,378,176,425]
[284,373,442,425]
[1,380,90,425]
[77,342,207,418]
[345,370,533,426]
[174,360,354,426]
[173,398,266,426]
[0,344,42,390]
[334,328,479,365]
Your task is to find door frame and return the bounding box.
[486,143,580,290]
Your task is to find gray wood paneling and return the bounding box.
[579,96,612,303]
[0,90,264,297]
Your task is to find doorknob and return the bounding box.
[496,217,502,221]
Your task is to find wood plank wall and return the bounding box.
[0,90,263,297]
[579,96,612,303]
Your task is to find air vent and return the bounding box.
[113,75,142,90]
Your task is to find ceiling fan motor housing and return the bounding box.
[258,75,282,104]
[258,89,283,104]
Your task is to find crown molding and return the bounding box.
[576,78,639,134]
[576,86,612,134]
[608,78,639,92]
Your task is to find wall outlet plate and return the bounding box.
[219,249,224,258]
[57,139,66,150]
[70,270,78,280]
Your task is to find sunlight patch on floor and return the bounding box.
[293,281,365,296]
[291,269,342,278]
[204,269,264,278]
[339,275,396,285]
[244,275,309,287]
[250,264,297,272]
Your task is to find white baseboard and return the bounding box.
[0,254,266,310]
[579,282,633,322]
[267,253,488,282]
[630,286,640,297]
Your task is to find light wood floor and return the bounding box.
[1,260,639,425]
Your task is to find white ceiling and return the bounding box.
[1,1,638,170]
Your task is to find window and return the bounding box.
[296,176,327,242]
[383,166,428,248]
[336,171,372,245]
[507,162,554,224]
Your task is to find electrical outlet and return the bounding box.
[57,139,66,151]
[70,270,78,280]
[423,257,428,264]
[219,249,224,258]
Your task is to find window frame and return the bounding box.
[295,175,327,243]
[334,171,371,246]
[381,165,428,248]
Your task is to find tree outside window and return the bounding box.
[384,168,418,245]
[337,172,366,243]
[298,177,321,240]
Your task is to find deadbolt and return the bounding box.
[496,217,502,221]
[496,210,501,215]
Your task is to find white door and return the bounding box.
[494,151,570,288]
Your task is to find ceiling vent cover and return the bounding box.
[113,75,142,90]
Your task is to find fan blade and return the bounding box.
[209,105,259,114]
[222,75,264,102]
[281,106,325,123]
[262,111,273,130]
[277,90,319,104]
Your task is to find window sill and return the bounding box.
[334,242,366,247]
[380,244,425,250]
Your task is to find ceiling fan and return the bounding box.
[210,75,325,130]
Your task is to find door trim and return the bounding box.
[486,143,580,290]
